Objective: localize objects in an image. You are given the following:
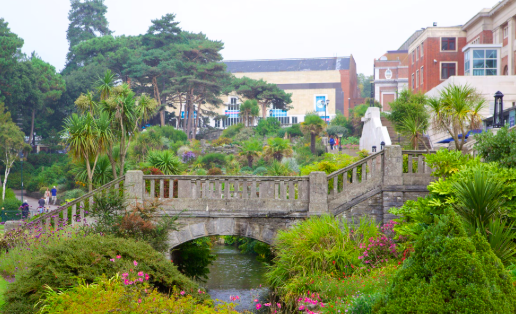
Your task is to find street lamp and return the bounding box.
[337,132,344,151]
[370,80,375,107]
[494,91,504,128]
[19,151,24,204]
[372,146,377,152]
[380,141,385,150]
[325,99,330,124]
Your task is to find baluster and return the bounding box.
[80,202,85,225]
[332,176,338,195]
[425,157,432,174]
[53,216,59,229]
[250,180,257,199]
[150,179,155,198]
[242,180,248,199]
[160,179,164,199]
[418,155,424,174]
[201,180,207,198]
[343,170,348,188]
[367,159,373,179]
[235,181,241,199]
[45,217,51,230]
[298,180,308,200]
[288,180,295,200]
[61,207,68,226]
[224,180,230,199]
[216,180,222,199]
[280,180,287,200]
[352,167,357,184]
[169,179,174,198]
[71,204,77,226]
[408,155,413,173]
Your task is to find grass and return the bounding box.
[0,276,8,308]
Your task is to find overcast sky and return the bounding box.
[2,0,500,75]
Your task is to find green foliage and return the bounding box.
[221,123,244,138]
[252,166,267,176]
[286,123,303,137]
[211,137,232,147]
[387,89,428,132]
[424,149,473,178]
[207,167,223,175]
[239,99,260,127]
[200,153,226,169]
[233,127,255,143]
[129,126,187,163]
[256,117,281,136]
[301,113,326,154]
[38,276,235,314]
[300,153,358,175]
[0,276,7,308]
[264,137,293,161]
[173,238,216,282]
[374,212,516,313]
[266,215,380,308]
[326,125,348,137]
[475,126,516,168]
[266,160,293,176]
[3,234,198,314]
[341,136,360,145]
[239,139,263,167]
[143,150,184,175]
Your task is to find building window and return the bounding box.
[441,37,456,51]
[416,47,419,60]
[411,73,414,88]
[292,117,298,124]
[421,43,424,57]
[225,97,240,127]
[441,63,456,80]
[504,26,509,38]
[420,67,424,85]
[471,49,497,76]
[214,119,220,128]
[416,70,419,87]
[412,51,415,64]
[465,50,470,75]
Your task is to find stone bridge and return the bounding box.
[10,146,435,259]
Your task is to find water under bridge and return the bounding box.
[8,146,435,259]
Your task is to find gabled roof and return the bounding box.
[223,57,351,73]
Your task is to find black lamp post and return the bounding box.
[337,132,344,151]
[494,91,504,128]
[19,151,24,204]
[380,141,385,150]
[370,81,375,107]
[372,146,377,152]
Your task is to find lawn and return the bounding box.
[0,276,8,308]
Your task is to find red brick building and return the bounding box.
[408,27,467,93]
[374,51,409,111]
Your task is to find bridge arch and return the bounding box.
[167,217,301,250]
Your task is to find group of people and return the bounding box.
[19,187,58,219]
[329,136,340,151]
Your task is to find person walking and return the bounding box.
[44,188,51,205]
[329,136,335,151]
[51,186,57,205]
[20,202,29,220]
[38,197,45,214]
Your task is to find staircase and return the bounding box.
[381,117,430,150]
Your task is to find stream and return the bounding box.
[203,245,270,312]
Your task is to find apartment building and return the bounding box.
[373,51,409,111]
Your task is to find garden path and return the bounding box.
[12,190,59,212]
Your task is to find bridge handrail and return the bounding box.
[22,175,126,230]
[142,175,309,181]
[327,150,384,180]
[402,150,437,154]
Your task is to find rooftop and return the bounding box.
[223,57,351,73]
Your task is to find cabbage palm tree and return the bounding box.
[239,140,263,167]
[301,113,326,154]
[428,84,486,151]
[144,150,184,175]
[398,115,429,150]
[240,99,260,127]
[264,138,293,161]
[96,69,116,101]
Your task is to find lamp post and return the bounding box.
[372,146,377,152]
[325,99,330,124]
[370,80,375,107]
[19,151,24,204]
[337,132,344,151]
[494,91,504,128]
[380,141,385,150]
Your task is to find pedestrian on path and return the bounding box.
[20,202,29,220]
[44,188,51,205]
[38,197,45,213]
[329,136,335,151]
[51,186,57,205]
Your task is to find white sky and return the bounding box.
[2,0,500,75]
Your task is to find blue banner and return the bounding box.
[315,95,326,112]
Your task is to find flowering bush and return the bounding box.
[2,234,199,314]
[182,151,197,163]
[357,221,399,267]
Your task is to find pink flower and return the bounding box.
[264,303,271,307]
[116,255,121,259]
[299,305,305,310]
[256,304,262,310]
[254,299,259,302]
[277,303,281,308]
[122,273,128,278]
[180,291,185,295]
[138,271,144,276]
[124,279,129,285]
[138,298,142,304]
[138,278,143,282]
[145,274,150,280]
[133,261,138,266]
[109,258,115,262]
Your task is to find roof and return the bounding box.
[463,1,512,30]
[376,51,410,66]
[398,29,425,50]
[223,57,351,73]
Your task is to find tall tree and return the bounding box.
[66,0,112,69]
[0,18,24,104]
[239,99,259,127]
[232,77,292,119]
[301,113,326,154]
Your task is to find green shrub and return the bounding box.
[240,166,252,173]
[3,234,198,314]
[38,275,235,314]
[221,123,244,138]
[374,212,516,313]
[234,127,255,143]
[26,152,69,168]
[424,148,473,178]
[256,117,281,136]
[252,166,267,176]
[286,123,303,137]
[474,126,516,168]
[207,167,223,175]
[63,188,85,200]
[200,153,226,168]
[341,136,360,145]
[211,137,232,147]
[276,128,286,138]
[1,198,22,212]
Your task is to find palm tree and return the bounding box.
[398,115,429,150]
[264,138,293,161]
[301,113,326,154]
[428,84,486,151]
[144,150,184,175]
[239,140,263,167]
[96,69,116,101]
[75,91,97,116]
[240,99,260,127]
